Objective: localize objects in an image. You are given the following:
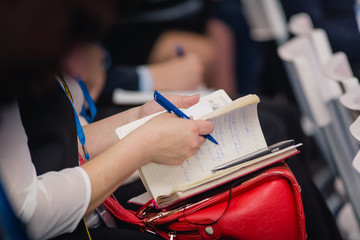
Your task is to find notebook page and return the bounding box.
[141,102,267,199]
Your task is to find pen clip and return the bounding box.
[154,90,172,113]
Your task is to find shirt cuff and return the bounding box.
[136,65,154,91]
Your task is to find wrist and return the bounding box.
[122,129,153,166]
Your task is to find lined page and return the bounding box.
[140,102,267,199]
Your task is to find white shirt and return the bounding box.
[0,101,91,240]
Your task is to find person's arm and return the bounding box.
[81,112,214,215]
[0,102,91,240]
[1,100,213,239]
[103,53,204,96]
[82,94,201,158]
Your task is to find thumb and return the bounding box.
[195,120,214,135]
[164,94,200,108]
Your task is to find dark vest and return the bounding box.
[18,84,78,175]
[17,84,90,239]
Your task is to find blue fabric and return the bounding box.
[281,0,360,63]
[58,80,90,160]
[0,180,29,240]
[106,65,140,92]
[211,0,262,94]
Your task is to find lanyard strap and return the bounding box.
[78,78,97,123]
[57,76,90,160]
[57,75,96,238]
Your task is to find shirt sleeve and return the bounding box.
[0,101,91,240]
[136,65,154,91]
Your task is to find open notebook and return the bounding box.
[115,90,301,208]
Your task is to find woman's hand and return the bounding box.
[126,113,214,166]
[137,94,200,119]
[82,94,201,158]
[82,103,214,214]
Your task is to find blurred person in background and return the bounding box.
[101,0,237,98]
[0,1,214,239]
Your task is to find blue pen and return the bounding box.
[154,90,218,145]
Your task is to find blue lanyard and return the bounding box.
[78,78,97,123]
[57,76,91,160]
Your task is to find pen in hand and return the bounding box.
[154,90,218,145]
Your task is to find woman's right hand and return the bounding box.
[82,110,214,215]
[126,113,214,166]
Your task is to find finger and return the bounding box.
[192,137,205,153]
[140,100,166,116]
[164,94,200,108]
[199,136,206,146]
[195,120,214,135]
[186,146,201,160]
